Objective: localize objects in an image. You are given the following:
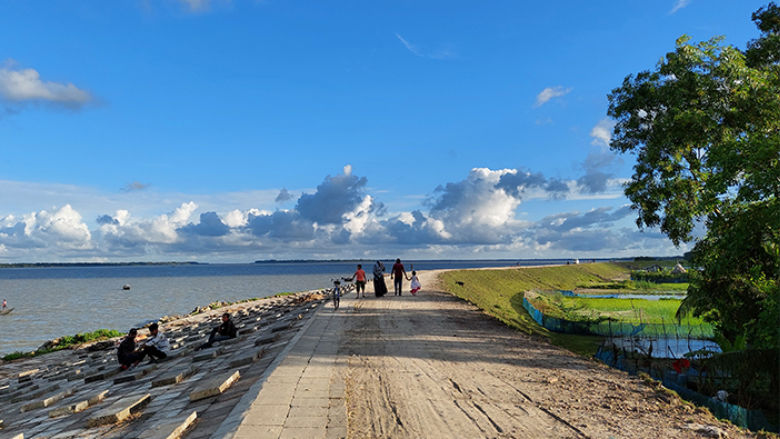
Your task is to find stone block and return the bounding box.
[270,322,291,333]
[113,364,157,384]
[152,367,196,388]
[49,400,89,418]
[21,387,75,412]
[137,410,197,439]
[84,367,120,383]
[189,370,240,402]
[86,393,151,427]
[11,383,59,403]
[238,325,258,335]
[193,347,223,362]
[228,350,263,368]
[66,369,84,381]
[254,334,278,346]
[18,368,39,380]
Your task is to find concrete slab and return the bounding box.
[151,366,196,388]
[84,367,120,383]
[228,350,264,368]
[49,389,109,418]
[86,392,151,427]
[137,410,197,439]
[20,387,75,412]
[189,370,240,402]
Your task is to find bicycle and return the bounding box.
[331,279,341,310]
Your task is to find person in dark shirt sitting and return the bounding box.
[198,312,237,350]
[117,328,146,369]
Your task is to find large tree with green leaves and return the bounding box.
[607,3,779,351]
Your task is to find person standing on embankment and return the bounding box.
[390,258,406,296]
[373,261,387,297]
[346,264,367,298]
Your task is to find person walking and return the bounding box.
[2,299,6,310]
[347,264,367,298]
[373,260,387,297]
[409,270,421,295]
[391,258,406,296]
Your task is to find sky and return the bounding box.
[0,0,769,262]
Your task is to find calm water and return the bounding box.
[0,260,564,355]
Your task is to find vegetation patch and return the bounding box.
[2,329,123,362]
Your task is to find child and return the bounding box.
[409,271,421,295]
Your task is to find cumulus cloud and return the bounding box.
[0,62,93,109]
[0,166,680,261]
[0,205,92,251]
[296,171,369,224]
[425,168,527,244]
[534,86,572,107]
[180,212,230,237]
[531,206,635,252]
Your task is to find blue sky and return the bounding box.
[0,0,767,262]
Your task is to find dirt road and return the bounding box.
[340,270,752,438]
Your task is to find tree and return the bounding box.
[607,4,779,351]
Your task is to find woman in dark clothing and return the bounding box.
[117,328,146,369]
[373,260,388,297]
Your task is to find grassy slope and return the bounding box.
[439,263,627,356]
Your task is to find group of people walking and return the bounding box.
[347,259,421,298]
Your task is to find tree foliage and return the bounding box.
[607,4,779,351]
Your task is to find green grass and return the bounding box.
[577,279,689,292]
[2,328,123,362]
[440,263,628,356]
[530,294,705,324]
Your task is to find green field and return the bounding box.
[526,291,713,337]
[438,262,709,356]
[439,263,627,356]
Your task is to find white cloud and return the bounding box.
[0,63,92,108]
[669,0,690,14]
[0,167,681,262]
[534,86,572,107]
[0,205,92,251]
[590,118,616,147]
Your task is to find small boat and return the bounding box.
[0,308,14,315]
[122,284,131,290]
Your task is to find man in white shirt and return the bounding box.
[141,322,170,362]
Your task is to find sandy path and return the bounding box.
[339,270,752,439]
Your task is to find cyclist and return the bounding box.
[332,279,341,310]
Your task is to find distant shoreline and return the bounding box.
[0,256,687,269]
[0,261,203,269]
